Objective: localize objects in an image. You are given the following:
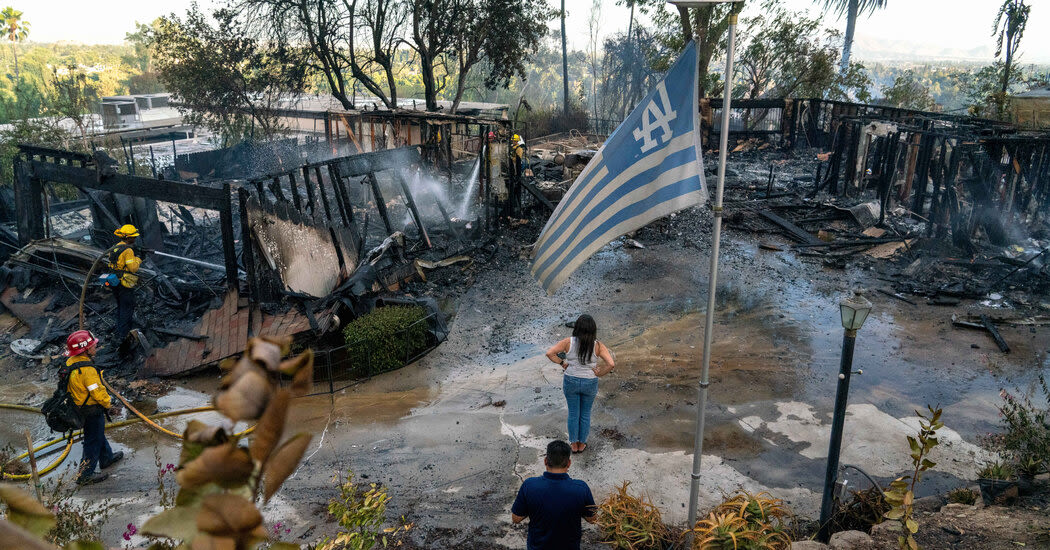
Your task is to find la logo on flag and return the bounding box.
[633,82,677,153]
[530,41,706,294]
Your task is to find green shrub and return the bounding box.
[997,376,1050,477]
[342,305,429,375]
[946,488,978,505]
[318,470,410,550]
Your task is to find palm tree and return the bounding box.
[816,0,886,72]
[561,0,569,115]
[2,6,30,83]
[994,0,1030,96]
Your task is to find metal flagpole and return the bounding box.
[686,8,739,537]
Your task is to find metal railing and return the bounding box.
[588,117,623,136]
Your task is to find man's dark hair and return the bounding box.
[546,440,571,468]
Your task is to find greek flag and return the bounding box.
[530,41,706,294]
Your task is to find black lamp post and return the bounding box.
[817,290,873,542]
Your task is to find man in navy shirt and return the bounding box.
[511,440,596,550]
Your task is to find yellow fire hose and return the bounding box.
[99,373,255,441]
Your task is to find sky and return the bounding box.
[17,0,1050,64]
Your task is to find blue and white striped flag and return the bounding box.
[530,41,706,294]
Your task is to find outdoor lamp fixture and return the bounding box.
[839,291,873,335]
[818,290,873,541]
[669,0,744,545]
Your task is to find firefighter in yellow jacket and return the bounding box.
[511,133,526,179]
[64,330,123,485]
[108,225,142,350]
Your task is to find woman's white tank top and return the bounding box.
[564,337,598,379]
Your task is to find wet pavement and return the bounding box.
[1,208,1049,548]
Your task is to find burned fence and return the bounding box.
[693,97,1050,248]
[12,145,241,283]
[797,102,1050,246]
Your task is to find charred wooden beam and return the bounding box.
[270,176,288,203]
[366,172,395,236]
[252,180,269,207]
[238,187,259,304]
[288,172,303,212]
[313,165,334,223]
[26,160,228,210]
[328,164,355,227]
[980,314,1010,353]
[791,236,911,249]
[758,210,823,245]
[13,157,45,244]
[301,165,317,213]
[19,145,92,165]
[394,171,431,248]
[219,183,238,291]
[334,146,423,178]
[520,179,556,212]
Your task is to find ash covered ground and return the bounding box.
[1,148,1049,548]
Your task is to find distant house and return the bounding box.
[1012,87,1050,129]
[101,93,182,130]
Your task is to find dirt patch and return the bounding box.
[872,501,1050,549]
[600,427,626,442]
[702,421,765,459]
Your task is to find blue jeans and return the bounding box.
[79,409,113,479]
[563,375,598,444]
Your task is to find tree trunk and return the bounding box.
[421,51,439,111]
[561,0,569,116]
[840,0,859,73]
[451,53,468,114]
[1001,42,1013,96]
[625,3,639,117]
[677,6,692,44]
[695,8,714,97]
[384,62,398,108]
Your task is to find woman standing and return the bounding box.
[546,314,615,453]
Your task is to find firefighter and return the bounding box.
[65,330,123,485]
[511,133,527,179]
[108,225,142,352]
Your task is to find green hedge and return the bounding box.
[342,305,429,375]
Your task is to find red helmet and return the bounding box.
[65,330,99,357]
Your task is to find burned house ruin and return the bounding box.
[3,107,514,389]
